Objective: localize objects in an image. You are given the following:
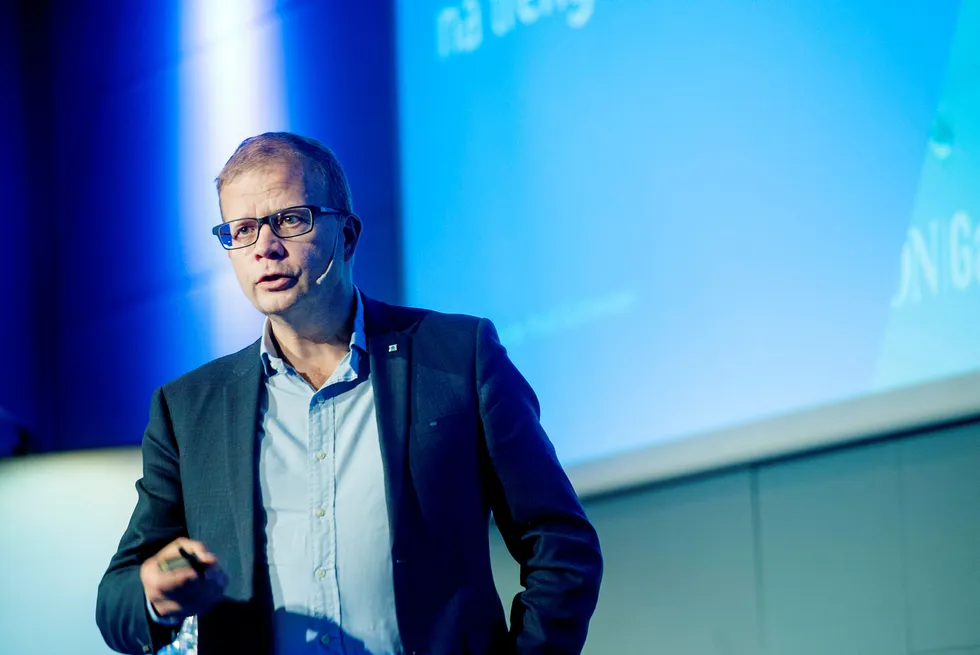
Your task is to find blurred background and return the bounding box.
[2,0,980,653]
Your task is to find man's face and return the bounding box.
[218,162,343,319]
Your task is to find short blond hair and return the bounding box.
[216,132,353,212]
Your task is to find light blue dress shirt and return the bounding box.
[257,290,402,654]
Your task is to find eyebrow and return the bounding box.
[226,205,306,222]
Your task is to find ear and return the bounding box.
[342,214,363,262]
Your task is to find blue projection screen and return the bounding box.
[396,0,980,494]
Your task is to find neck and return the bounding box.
[268,283,357,379]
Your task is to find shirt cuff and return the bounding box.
[145,595,183,626]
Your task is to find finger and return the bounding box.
[149,598,185,620]
[154,541,219,575]
[141,556,195,591]
[168,538,213,559]
[156,538,202,561]
[197,551,218,565]
[152,566,199,597]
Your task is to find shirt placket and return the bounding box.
[311,388,344,649]
[290,349,360,651]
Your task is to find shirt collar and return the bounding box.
[260,287,367,377]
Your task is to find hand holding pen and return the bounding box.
[139,538,229,622]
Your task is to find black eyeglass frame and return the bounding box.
[211,205,351,250]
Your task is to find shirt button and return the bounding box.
[315,567,327,579]
[320,635,331,646]
[314,450,326,461]
[315,508,326,518]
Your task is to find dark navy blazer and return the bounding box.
[96,295,602,655]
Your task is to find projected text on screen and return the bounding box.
[436,0,594,57]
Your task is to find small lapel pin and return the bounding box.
[388,344,398,353]
[429,420,438,427]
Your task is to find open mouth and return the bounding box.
[257,274,296,290]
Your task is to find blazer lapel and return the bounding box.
[364,295,414,547]
[222,340,264,601]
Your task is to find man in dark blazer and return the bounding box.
[96,132,602,655]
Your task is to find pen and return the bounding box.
[177,546,209,576]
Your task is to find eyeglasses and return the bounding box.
[211,205,349,250]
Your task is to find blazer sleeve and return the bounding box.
[475,318,603,654]
[96,386,188,655]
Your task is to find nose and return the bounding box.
[252,222,285,259]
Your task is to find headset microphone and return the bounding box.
[314,224,343,286]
